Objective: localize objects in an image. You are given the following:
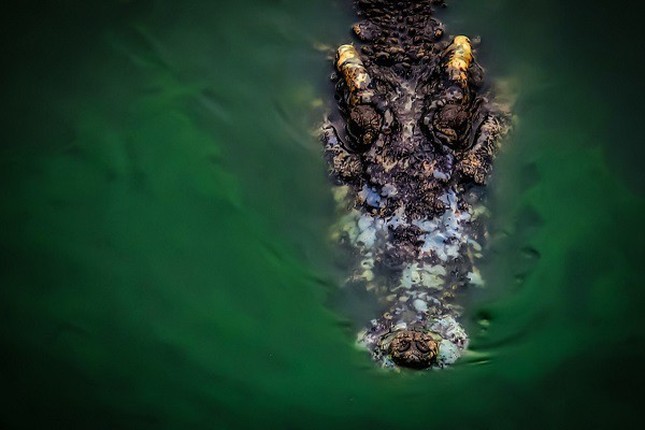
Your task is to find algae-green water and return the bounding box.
[1,0,644,428]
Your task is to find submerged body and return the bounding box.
[321,0,511,369]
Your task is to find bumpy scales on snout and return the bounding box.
[389,330,438,369]
[321,0,511,370]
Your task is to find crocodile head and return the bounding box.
[323,0,510,370]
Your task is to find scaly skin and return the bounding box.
[321,0,511,369]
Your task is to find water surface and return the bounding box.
[1,0,644,428]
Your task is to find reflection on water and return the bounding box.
[1,0,643,428]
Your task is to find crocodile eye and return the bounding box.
[347,104,382,151]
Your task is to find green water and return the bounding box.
[1,0,644,428]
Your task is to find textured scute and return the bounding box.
[321,0,510,369]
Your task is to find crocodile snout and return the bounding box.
[388,330,438,369]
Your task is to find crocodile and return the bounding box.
[321,0,512,369]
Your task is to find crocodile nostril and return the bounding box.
[416,341,430,353]
[397,340,411,352]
